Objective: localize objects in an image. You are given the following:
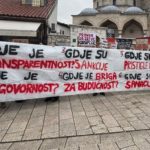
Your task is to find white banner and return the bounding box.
[0,41,150,102]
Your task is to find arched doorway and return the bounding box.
[122,20,144,38]
[80,21,93,26]
[100,20,119,37]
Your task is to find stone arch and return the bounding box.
[122,19,144,38]
[100,19,119,37]
[80,20,93,26]
[121,18,146,31]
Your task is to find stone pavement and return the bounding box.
[1,130,150,150]
[0,91,150,149]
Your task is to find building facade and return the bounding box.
[57,22,70,36]
[0,0,57,44]
[73,0,150,38]
[48,21,70,46]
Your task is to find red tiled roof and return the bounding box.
[0,0,55,19]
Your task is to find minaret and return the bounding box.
[93,0,103,9]
[141,0,150,10]
[141,0,150,36]
[135,0,142,8]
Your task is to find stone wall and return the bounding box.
[48,35,70,46]
[141,0,150,10]
[73,13,148,38]
[122,23,144,38]
[94,0,138,8]
[87,0,150,37]
[94,0,150,9]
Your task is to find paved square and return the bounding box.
[0,91,150,149]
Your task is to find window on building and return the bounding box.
[51,23,56,31]
[26,0,32,4]
[113,0,116,5]
[32,0,41,6]
[40,0,47,6]
[60,30,65,35]
[44,0,48,5]
[97,2,99,7]
[48,27,51,33]
[72,27,74,32]
[133,0,136,6]
[73,39,76,43]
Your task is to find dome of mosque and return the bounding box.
[79,8,98,15]
[99,5,121,13]
[125,7,144,14]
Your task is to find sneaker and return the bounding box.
[93,93,98,96]
[15,100,24,103]
[100,93,105,96]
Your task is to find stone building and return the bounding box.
[73,0,150,38]
[48,22,70,46]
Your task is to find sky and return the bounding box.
[58,0,93,24]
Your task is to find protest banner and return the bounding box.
[117,38,133,50]
[135,37,150,51]
[0,41,150,102]
[78,33,96,47]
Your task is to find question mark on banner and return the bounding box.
[71,60,76,68]
[119,73,122,78]
[59,72,64,79]
[116,81,119,88]
[53,84,59,94]
[62,47,66,53]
